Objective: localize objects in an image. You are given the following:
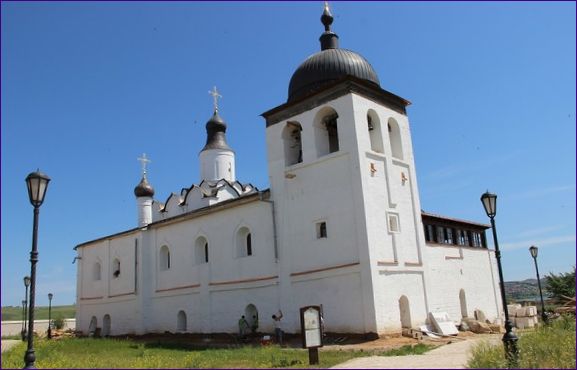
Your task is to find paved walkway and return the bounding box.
[1,339,20,353]
[331,334,501,369]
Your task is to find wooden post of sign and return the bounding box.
[309,347,319,365]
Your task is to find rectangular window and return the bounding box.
[444,228,454,244]
[456,230,465,246]
[316,222,327,239]
[464,231,471,246]
[471,232,481,247]
[424,224,434,242]
[436,226,444,243]
[246,234,252,256]
[388,213,400,233]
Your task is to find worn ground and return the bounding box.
[330,334,502,368]
[2,331,501,368]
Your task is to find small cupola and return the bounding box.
[199,87,236,182]
[200,110,232,152]
[134,176,155,198]
[134,153,154,227]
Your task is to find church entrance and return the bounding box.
[177,310,187,332]
[459,289,468,318]
[398,295,412,329]
[102,314,111,336]
[244,304,259,333]
[88,316,97,335]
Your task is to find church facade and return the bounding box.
[74,6,502,337]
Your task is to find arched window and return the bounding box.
[367,110,384,153]
[195,236,209,264]
[387,118,403,159]
[93,262,101,281]
[314,108,339,157]
[102,314,111,337]
[177,310,187,332]
[283,122,303,166]
[236,227,253,258]
[112,258,120,279]
[159,245,171,271]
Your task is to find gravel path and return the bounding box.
[331,334,501,369]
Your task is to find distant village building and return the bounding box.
[74,5,502,337]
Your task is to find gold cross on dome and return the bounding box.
[137,153,151,177]
[208,86,222,112]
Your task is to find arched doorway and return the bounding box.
[459,289,468,318]
[102,314,111,336]
[177,310,187,332]
[245,304,259,333]
[398,295,412,329]
[88,316,97,335]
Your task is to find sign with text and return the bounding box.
[299,305,323,349]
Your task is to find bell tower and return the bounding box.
[262,3,428,335]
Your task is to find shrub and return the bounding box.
[52,315,66,330]
[468,315,576,369]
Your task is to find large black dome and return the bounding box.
[288,48,380,102]
[287,3,381,102]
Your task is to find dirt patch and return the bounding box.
[89,331,479,352]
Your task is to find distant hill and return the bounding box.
[505,278,549,302]
[1,305,75,321]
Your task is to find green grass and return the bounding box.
[1,334,21,340]
[467,316,576,369]
[1,338,432,368]
[1,305,75,321]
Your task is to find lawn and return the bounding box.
[1,337,432,368]
[1,305,75,321]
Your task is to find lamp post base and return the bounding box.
[24,348,36,369]
[502,319,519,368]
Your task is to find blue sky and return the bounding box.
[1,1,575,307]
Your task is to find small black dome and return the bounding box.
[134,176,154,197]
[288,48,380,102]
[201,110,232,151]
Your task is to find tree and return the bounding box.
[545,266,575,302]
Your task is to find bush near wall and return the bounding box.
[468,315,576,369]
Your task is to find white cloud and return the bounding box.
[500,234,576,251]
[517,225,567,238]
[510,184,576,200]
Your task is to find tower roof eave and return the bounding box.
[262,75,411,127]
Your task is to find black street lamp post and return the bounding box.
[22,276,31,341]
[481,191,519,367]
[24,170,50,369]
[529,245,548,324]
[21,300,27,341]
[47,293,53,339]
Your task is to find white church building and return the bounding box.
[74,5,502,337]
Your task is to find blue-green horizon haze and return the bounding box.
[1,1,575,306]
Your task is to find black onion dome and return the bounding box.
[288,49,380,101]
[134,176,154,197]
[287,4,381,102]
[201,110,232,151]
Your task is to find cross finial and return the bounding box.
[137,153,151,177]
[208,86,222,112]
